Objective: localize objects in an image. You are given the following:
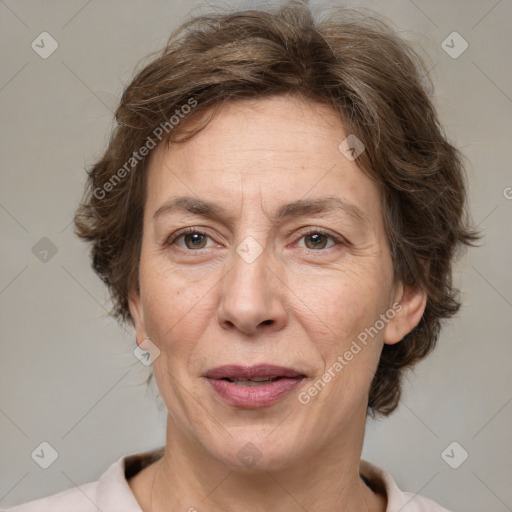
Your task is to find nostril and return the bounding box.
[261,319,273,326]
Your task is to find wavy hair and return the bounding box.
[74,1,480,416]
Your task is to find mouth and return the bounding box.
[204,364,307,408]
[220,376,282,387]
[204,364,306,380]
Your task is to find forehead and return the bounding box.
[145,95,382,230]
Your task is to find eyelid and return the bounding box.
[291,227,345,249]
[166,226,346,251]
[166,227,220,248]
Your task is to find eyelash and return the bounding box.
[166,227,344,252]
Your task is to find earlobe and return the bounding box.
[384,282,427,345]
[128,290,149,350]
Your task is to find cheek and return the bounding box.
[139,259,216,358]
[140,267,216,416]
[291,261,391,351]
[302,275,387,408]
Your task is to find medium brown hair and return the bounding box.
[74,1,480,416]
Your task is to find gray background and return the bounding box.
[1,0,511,510]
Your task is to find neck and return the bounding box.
[143,409,385,512]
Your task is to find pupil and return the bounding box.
[184,233,327,250]
[307,233,326,249]
[187,233,205,248]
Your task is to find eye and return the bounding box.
[168,228,217,250]
[296,229,340,250]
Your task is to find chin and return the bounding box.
[202,427,304,472]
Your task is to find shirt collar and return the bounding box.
[96,447,164,511]
[95,447,431,512]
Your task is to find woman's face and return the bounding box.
[129,95,426,469]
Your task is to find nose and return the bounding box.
[217,243,288,336]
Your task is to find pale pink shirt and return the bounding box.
[5,447,453,511]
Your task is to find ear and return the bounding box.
[128,290,150,351]
[383,280,428,345]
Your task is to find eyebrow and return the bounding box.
[153,196,369,226]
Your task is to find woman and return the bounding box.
[7,1,479,510]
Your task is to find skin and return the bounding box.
[128,95,427,512]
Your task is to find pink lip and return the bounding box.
[204,364,305,380]
[204,364,307,408]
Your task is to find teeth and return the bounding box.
[230,377,277,386]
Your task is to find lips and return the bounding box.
[204,364,307,408]
[204,364,305,380]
